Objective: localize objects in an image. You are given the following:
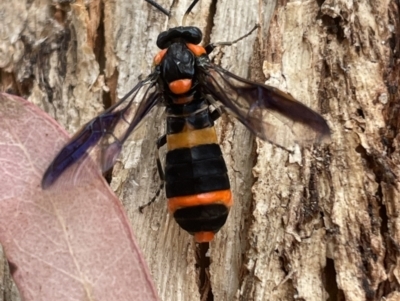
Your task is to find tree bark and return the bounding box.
[1,0,400,301]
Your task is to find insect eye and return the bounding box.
[153,48,168,65]
[186,43,206,57]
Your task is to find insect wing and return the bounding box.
[202,65,330,150]
[42,76,160,189]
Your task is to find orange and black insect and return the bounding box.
[42,0,330,243]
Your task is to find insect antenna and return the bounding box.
[182,0,199,26]
[144,0,170,16]
[145,0,180,27]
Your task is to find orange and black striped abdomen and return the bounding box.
[165,100,232,242]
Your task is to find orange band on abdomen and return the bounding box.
[194,232,215,243]
[167,126,218,150]
[168,189,233,213]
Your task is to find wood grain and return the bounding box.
[1,0,399,300]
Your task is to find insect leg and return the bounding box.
[155,134,167,181]
[205,24,260,54]
[205,94,225,121]
[139,134,166,213]
[210,108,221,122]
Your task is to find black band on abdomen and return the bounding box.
[173,204,229,233]
[165,144,230,198]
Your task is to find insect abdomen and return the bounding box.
[165,102,232,242]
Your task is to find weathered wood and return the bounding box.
[1,0,399,300]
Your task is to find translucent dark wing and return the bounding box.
[202,64,330,150]
[42,75,161,189]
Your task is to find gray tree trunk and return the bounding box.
[1,0,399,300]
